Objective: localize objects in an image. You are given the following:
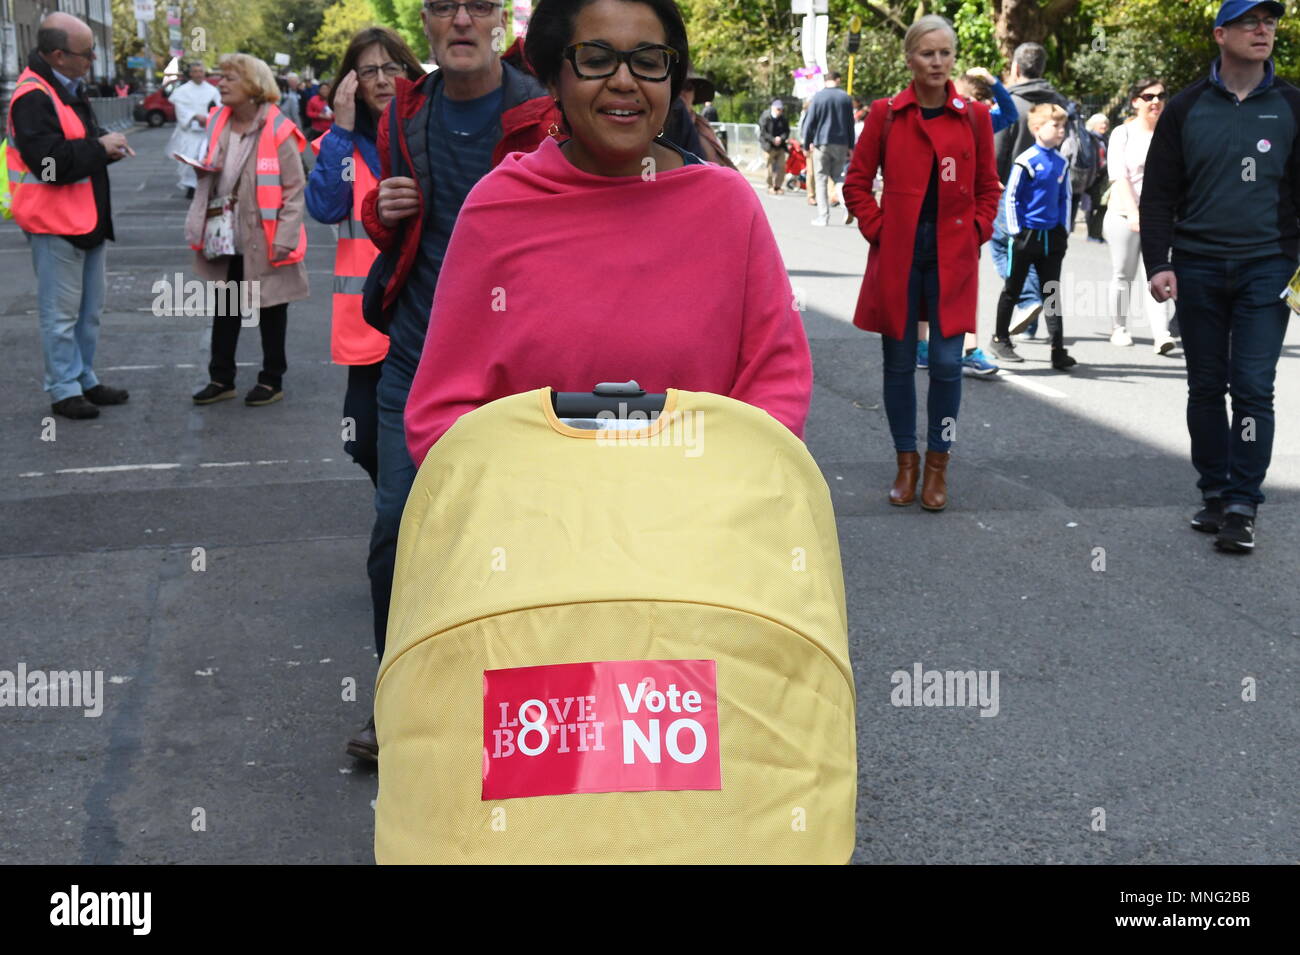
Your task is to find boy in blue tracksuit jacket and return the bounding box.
[991,102,1077,369]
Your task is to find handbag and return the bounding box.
[202,195,237,259]
[200,122,256,260]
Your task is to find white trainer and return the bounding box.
[1110,327,1134,347]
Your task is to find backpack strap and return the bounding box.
[878,97,895,174]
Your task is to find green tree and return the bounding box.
[313,0,380,66]
[1067,0,1300,115]
[112,0,271,79]
[371,0,427,56]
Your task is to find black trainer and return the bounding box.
[85,383,129,405]
[51,395,100,419]
[1215,512,1255,553]
[1190,498,1224,533]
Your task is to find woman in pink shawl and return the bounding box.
[402,0,812,465]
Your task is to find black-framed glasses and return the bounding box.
[58,46,95,60]
[1230,15,1279,30]
[563,42,678,81]
[357,62,404,80]
[423,0,501,17]
[1137,91,1167,102]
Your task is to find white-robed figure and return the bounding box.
[167,62,220,195]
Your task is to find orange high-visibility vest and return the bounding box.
[312,132,388,365]
[5,68,97,235]
[193,103,307,266]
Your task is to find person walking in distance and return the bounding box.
[1104,78,1176,353]
[1142,0,1296,553]
[994,42,1069,184]
[804,71,855,226]
[990,103,1078,371]
[759,99,789,195]
[843,15,1000,511]
[7,11,132,420]
[168,61,220,199]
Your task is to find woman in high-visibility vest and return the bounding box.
[182,53,309,407]
[305,26,424,765]
[306,28,423,487]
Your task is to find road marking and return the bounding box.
[100,360,334,370]
[51,463,183,475]
[999,372,1069,398]
[20,458,349,478]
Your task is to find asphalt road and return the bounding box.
[2,127,1296,864]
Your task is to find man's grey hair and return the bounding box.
[1013,42,1047,80]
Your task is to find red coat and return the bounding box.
[842,81,1001,340]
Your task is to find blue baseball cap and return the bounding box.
[1215,0,1284,27]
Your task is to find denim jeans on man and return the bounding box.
[1172,252,1292,513]
[368,322,421,658]
[28,234,105,401]
[881,220,963,452]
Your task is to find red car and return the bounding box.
[133,80,177,126]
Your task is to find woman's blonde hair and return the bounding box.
[903,15,957,56]
[217,53,280,105]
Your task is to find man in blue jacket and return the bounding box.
[1142,0,1295,553]
[803,72,855,226]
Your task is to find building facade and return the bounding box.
[2,0,117,117]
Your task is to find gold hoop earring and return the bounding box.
[547,122,560,137]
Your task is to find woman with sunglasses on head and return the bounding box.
[306,27,425,486]
[402,0,812,464]
[1105,77,1177,354]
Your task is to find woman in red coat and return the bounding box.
[843,14,1001,511]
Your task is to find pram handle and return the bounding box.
[551,381,667,418]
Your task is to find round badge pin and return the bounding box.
[953,97,965,109]
[1258,139,1272,153]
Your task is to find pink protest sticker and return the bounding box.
[482,659,722,800]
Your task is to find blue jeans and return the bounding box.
[881,220,963,453]
[28,234,105,401]
[1172,252,1292,512]
[367,329,420,658]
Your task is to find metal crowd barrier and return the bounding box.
[715,122,765,173]
[88,97,136,132]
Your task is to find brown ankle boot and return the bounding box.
[920,450,950,511]
[889,451,921,506]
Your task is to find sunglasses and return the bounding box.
[1137,91,1167,102]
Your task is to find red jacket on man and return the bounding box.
[360,63,561,321]
[842,81,1001,340]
